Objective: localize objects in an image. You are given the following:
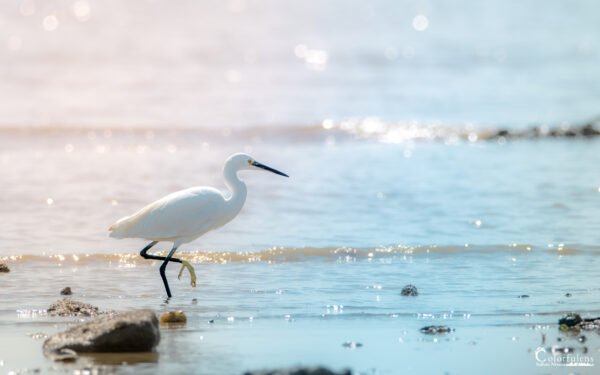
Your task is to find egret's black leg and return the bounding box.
[159,245,179,298]
[140,241,183,264]
[139,241,158,258]
[139,241,183,298]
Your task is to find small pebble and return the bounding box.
[420,325,453,335]
[565,293,572,298]
[558,313,582,328]
[400,284,418,296]
[209,319,215,324]
[578,335,587,343]
[342,341,363,348]
[518,295,529,298]
[160,311,187,326]
[0,263,10,273]
[60,287,72,295]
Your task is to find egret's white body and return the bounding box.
[109,185,244,246]
[108,153,288,297]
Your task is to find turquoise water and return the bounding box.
[0,130,598,253]
[2,246,600,374]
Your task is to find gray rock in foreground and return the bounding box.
[243,368,351,375]
[43,310,160,354]
[47,298,100,317]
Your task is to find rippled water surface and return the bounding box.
[0,129,599,253]
[2,246,600,374]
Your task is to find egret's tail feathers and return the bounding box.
[108,216,133,239]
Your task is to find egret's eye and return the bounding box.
[248,159,254,165]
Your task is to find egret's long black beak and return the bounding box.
[251,161,289,177]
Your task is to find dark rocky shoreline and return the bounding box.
[482,122,600,141]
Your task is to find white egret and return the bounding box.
[109,153,289,297]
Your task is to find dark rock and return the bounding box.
[243,367,352,375]
[47,299,100,317]
[518,295,530,298]
[496,129,510,137]
[0,263,9,273]
[581,124,600,137]
[420,325,453,335]
[578,335,587,343]
[564,130,577,137]
[43,310,160,354]
[342,341,363,348]
[400,284,418,296]
[559,313,582,328]
[565,293,572,298]
[60,287,72,296]
[209,319,214,323]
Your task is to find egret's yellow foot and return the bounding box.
[178,260,197,287]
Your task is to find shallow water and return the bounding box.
[2,247,600,374]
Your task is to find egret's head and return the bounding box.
[226,153,289,177]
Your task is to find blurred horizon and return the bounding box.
[1,0,600,129]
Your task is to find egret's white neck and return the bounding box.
[223,162,247,208]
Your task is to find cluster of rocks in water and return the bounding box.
[0,263,10,273]
[398,284,455,335]
[533,313,600,357]
[43,286,600,372]
[42,296,194,363]
[558,313,600,332]
[480,122,600,141]
[43,310,160,358]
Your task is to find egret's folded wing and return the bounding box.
[109,187,224,241]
